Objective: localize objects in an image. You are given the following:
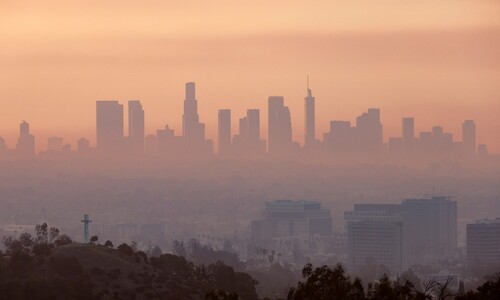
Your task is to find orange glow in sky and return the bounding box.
[1,1,499,152]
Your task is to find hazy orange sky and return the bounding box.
[1,1,499,152]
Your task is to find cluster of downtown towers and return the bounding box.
[12,81,484,160]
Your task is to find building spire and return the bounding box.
[306,75,312,97]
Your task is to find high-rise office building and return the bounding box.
[388,137,403,157]
[348,196,457,271]
[304,78,315,146]
[402,117,414,153]
[16,121,35,156]
[268,96,292,154]
[144,134,158,155]
[96,100,124,154]
[323,120,355,154]
[0,138,7,152]
[232,116,248,154]
[156,125,183,155]
[431,126,444,153]
[218,109,231,155]
[182,82,205,144]
[128,100,145,154]
[462,120,476,156]
[232,109,264,156]
[401,196,457,267]
[247,109,261,149]
[419,132,432,153]
[355,108,383,154]
[345,209,403,275]
[466,219,500,274]
[252,200,332,244]
[238,116,248,140]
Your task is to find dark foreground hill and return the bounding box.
[1,224,499,300]
[0,242,256,300]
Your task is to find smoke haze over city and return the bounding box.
[0,1,499,300]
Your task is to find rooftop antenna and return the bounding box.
[81,214,91,243]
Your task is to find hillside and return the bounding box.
[0,242,209,300]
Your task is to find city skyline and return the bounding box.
[0,77,490,163]
[0,2,499,298]
[0,80,496,155]
[1,1,499,152]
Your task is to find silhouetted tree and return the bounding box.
[32,243,52,256]
[206,261,259,300]
[205,289,239,300]
[400,269,423,292]
[150,253,194,275]
[135,250,148,263]
[456,273,500,300]
[287,263,365,300]
[104,240,114,248]
[187,239,244,270]
[150,245,162,257]
[48,226,60,243]
[367,273,415,299]
[35,223,49,244]
[54,234,72,246]
[117,243,134,256]
[3,234,32,254]
[90,235,98,244]
[173,240,187,257]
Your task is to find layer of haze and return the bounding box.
[1,0,499,152]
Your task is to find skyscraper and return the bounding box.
[432,125,444,153]
[304,77,315,146]
[268,96,292,154]
[16,121,35,156]
[401,196,457,267]
[466,219,500,274]
[182,82,205,144]
[402,117,414,153]
[96,100,124,154]
[462,120,476,156]
[128,100,145,154]
[232,109,264,157]
[218,109,231,155]
[157,125,183,155]
[345,208,403,275]
[247,109,260,148]
[252,200,332,243]
[355,108,383,154]
[349,196,457,270]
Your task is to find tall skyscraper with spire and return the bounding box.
[304,76,316,146]
[182,82,205,144]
